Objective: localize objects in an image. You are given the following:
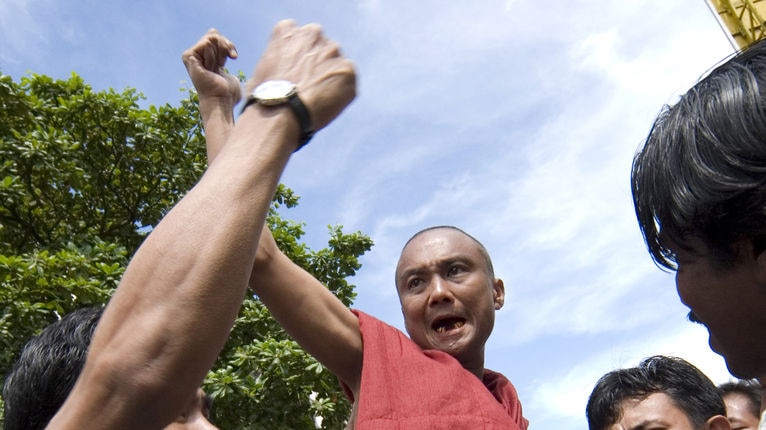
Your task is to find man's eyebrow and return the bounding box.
[443,257,471,266]
[398,267,424,281]
[632,419,665,430]
[402,256,472,273]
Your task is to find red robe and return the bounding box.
[344,310,529,429]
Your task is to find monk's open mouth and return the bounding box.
[432,317,466,334]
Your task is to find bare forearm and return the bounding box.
[199,97,236,161]
[249,239,363,393]
[48,107,296,430]
[49,20,356,429]
[199,100,362,387]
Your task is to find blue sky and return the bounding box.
[0,1,742,428]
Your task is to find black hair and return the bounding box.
[586,355,726,430]
[3,306,103,430]
[632,38,766,270]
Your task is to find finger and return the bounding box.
[217,34,238,60]
[198,32,237,71]
[202,43,218,71]
[183,30,217,69]
[181,46,202,70]
[216,39,237,69]
[272,19,298,38]
[301,23,324,47]
[319,40,341,60]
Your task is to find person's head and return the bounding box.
[2,307,216,430]
[718,380,761,430]
[631,38,766,379]
[3,307,102,430]
[586,355,730,430]
[394,226,504,372]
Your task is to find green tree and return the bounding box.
[0,72,372,429]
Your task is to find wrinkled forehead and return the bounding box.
[396,228,484,273]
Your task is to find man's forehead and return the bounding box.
[615,392,692,430]
[405,228,476,249]
[398,229,482,266]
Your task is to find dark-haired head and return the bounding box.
[632,38,766,270]
[586,355,726,430]
[3,307,103,430]
[718,379,761,426]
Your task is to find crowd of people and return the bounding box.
[4,16,766,430]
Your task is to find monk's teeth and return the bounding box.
[434,320,464,333]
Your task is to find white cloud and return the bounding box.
[530,323,730,424]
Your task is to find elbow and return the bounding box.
[75,346,194,428]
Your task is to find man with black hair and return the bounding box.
[586,355,730,430]
[4,308,103,430]
[719,380,761,430]
[631,37,766,426]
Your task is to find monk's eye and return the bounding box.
[447,264,466,277]
[408,278,424,290]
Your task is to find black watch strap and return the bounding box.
[240,93,315,152]
[286,93,315,151]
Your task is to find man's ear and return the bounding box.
[703,414,731,430]
[492,278,505,310]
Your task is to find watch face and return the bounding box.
[253,80,297,105]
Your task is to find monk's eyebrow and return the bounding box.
[442,257,471,267]
[400,257,471,277]
[398,267,423,282]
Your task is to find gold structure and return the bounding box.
[706,0,766,49]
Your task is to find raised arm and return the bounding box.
[47,20,356,430]
[245,22,366,393]
[250,226,364,395]
[186,28,365,394]
[181,28,241,160]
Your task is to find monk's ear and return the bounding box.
[703,414,731,430]
[492,278,505,310]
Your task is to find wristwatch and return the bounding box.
[240,80,315,150]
